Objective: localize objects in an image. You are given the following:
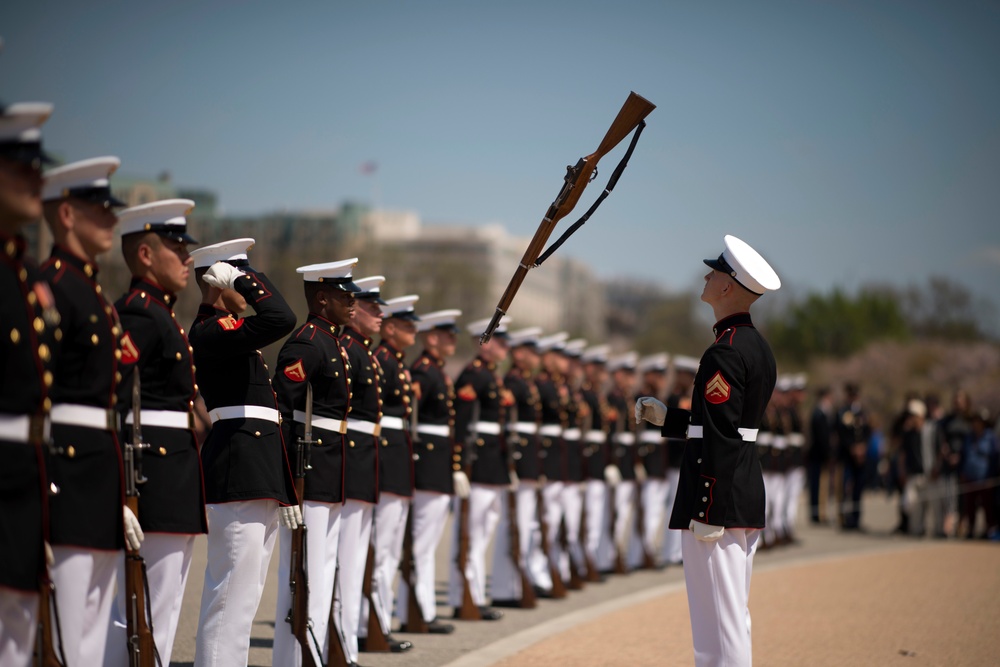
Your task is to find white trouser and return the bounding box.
[491,482,546,600]
[762,471,781,544]
[449,484,502,607]
[661,468,683,564]
[50,545,118,666]
[104,532,196,667]
[628,477,669,568]
[397,491,451,624]
[0,588,38,667]
[682,527,760,667]
[540,481,566,579]
[596,483,617,571]
[194,500,279,667]
[582,480,607,570]
[558,482,585,581]
[333,499,373,663]
[359,494,409,637]
[612,480,637,563]
[273,501,341,667]
[784,466,806,536]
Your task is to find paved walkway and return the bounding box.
[168,492,999,666]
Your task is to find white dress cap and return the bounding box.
[507,326,543,348]
[190,237,255,269]
[582,344,610,364]
[417,309,462,333]
[296,258,361,291]
[353,275,387,304]
[563,338,588,358]
[638,352,670,373]
[792,373,808,390]
[608,351,639,372]
[382,294,420,321]
[43,156,124,206]
[704,234,781,295]
[537,331,569,353]
[672,355,700,374]
[0,102,53,143]
[467,316,511,337]
[118,198,198,243]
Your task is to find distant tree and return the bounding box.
[631,294,710,357]
[900,276,991,342]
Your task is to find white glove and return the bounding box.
[635,397,667,426]
[453,470,471,499]
[279,505,303,529]
[604,464,622,486]
[202,261,245,290]
[124,506,144,551]
[509,469,519,491]
[634,462,648,484]
[689,519,724,542]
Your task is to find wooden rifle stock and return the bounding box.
[399,510,427,632]
[506,474,537,609]
[34,576,66,667]
[362,542,390,651]
[287,482,319,667]
[481,92,655,343]
[535,487,567,599]
[455,492,481,619]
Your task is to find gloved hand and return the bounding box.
[509,469,519,491]
[635,397,667,426]
[689,519,724,542]
[202,261,246,290]
[604,464,622,487]
[453,470,471,499]
[279,504,303,529]
[124,506,145,551]
[634,462,648,484]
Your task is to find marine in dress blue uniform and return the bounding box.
[660,354,699,567]
[604,352,638,574]
[579,345,612,580]
[106,198,206,667]
[637,234,781,667]
[631,353,669,570]
[188,238,299,667]
[271,258,359,667]
[40,156,129,667]
[0,101,57,667]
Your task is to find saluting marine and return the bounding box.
[0,100,57,667]
[105,199,207,667]
[40,156,131,667]
[396,309,462,635]
[188,238,299,667]
[271,258,358,667]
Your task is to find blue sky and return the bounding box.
[4,0,998,319]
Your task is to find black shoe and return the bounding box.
[478,606,504,620]
[532,585,555,599]
[491,598,522,608]
[387,635,413,652]
[427,619,455,634]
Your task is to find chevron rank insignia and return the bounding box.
[119,332,139,364]
[705,371,731,404]
[218,315,243,331]
[284,360,306,382]
[457,384,477,401]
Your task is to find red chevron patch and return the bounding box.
[705,371,731,404]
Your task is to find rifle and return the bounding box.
[399,509,427,633]
[286,383,323,667]
[123,372,159,667]
[481,92,655,344]
[34,575,65,667]
[504,403,536,609]
[455,402,481,620]
[361,534,390,651]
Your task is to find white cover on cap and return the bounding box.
[563,338,588,356]
[42,156,120,201]
[296,258,358,282]
[118,198,195,237]
[672,355,700,374]
[537,331,569,353]
[190,237,255,269]
[507,326,543,347]
[382,294,419,317]
[638,352,670,373]
[417,309,462,332]
[582,344,610,364]
[466,316,511,337]
[608,351,638,372]
[718,234,781,294]
[0,102,53,142]
[353,275,385,294]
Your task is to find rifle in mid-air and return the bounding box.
[480,92,655,344]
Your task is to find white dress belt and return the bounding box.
[346,419,382,436]
[562,427,582,440]
[293,410,347,435]
[125,410,192,430]
[209,405,281,424]
[615,432,635,446]
[416,424,450,437]
[585,430,606,443]
[0,413,50,443]
[538,424,562,437]
[639,430,662,444]
[756,432,774,445]
[771,435,787,450]
[50,404,115,431]
[686,425,759,442]
[474,421,502,436]
[509,421,538,435]
[380,415,406,431]
[787,433,806,447]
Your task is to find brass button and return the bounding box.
[33,317,45,333]
[317,438,323,445]
[175,352,182,360]
[91,334,99,345]
[349,440,355,448]
[44,371,53,387]
[702,497,708,502]
[67,445,76,458]
[159,447,167,455]
[254,431,261,437]
[427,443,434,451]
[115,349,122,360]
[10,328,20,344]
[699,512,705,517]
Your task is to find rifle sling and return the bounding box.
[534,120,647,268]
